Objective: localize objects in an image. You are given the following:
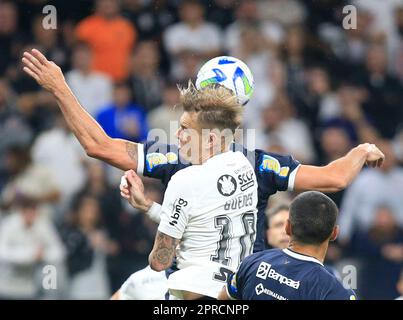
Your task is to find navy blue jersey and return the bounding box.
[138,140,300,253]
[226,248,357,300]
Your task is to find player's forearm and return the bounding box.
[149,231,177,272]
[52,83,110,157]
[325,144,369,189]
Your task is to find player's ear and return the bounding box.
[285,219,292,236]
[330,225,339,242]
[208,130,219,149]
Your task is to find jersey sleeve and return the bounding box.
[225,253,255,300]
[324,283,358,300]
[226,272,240,300]
[157,172,192,240]
[255,149,301,192]
[316,268,358,300]
[137,140,185,186]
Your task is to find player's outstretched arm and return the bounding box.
[149,231,179,272]
[294,143,385,192]
[21,49,139,171]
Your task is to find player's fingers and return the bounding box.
[23,67,40,82]
[119,185,129,195]
[31,48,49,66]
[22,57,41,75]
[23,51,43,70]
[125,171,136,186]
[120,192,130,199]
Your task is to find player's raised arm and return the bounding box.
[294,143,385,192]
[21,49,139,171]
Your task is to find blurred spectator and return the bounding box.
[96,82,148,142]
[61,192,116,299]
[0,1,26,76]
[206,0,236,29]
[318,122,354,207]
[358,44,403,139]
[392,6,403,83]
[128,41,164,112]
[124,0,178,41]
[304,65,338,128]
[396,270,403,299]
[66,42,113,116]
[108,178,161,291]
[262,93,316,164]
[1,145,60,219]
[163,0,222,79]
[318,123,354,167]
[31,110,87,219]
[339,141,403,243]
[232,24,272,104]
[258,0,307,27]
[76,0,137,81]
[351,206,403,299]
[0,79,32,188]
[0,196,65,299]
[147,81,182,144]
[224,0,283,57]
[281,25,309,109]
[352,0,401,53]
[77,160,125,291]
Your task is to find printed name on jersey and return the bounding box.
[256,261,300,289]
[169,198,188,226]
[259,155,290,178]
[224,192,254,211]
[255,283,288,300]
[146,152,178,172]
[238,170,255,192]
[217,175,237,196]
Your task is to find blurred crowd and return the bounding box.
[0,0,402,299]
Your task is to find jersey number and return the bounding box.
[210,211,256,266]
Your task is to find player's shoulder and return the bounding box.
[169,165,199,185]
[309,265,357,300]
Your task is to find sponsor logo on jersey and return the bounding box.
[238,170,255,191]
[146,152,178,171]
[256,262,272,280]
[259,155,290,178]
[224,192,254,211]
[166,152,178,163]
[255,283,288,300]
[256,262,300,289]
[169,198,188,226]
[217,175,237,196]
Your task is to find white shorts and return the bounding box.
[119,266,168,300]
[167,262,235,299]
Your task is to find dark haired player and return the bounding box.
[218,191,357,300]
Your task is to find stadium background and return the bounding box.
[0,0,402,300]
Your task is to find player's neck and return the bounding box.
[197,145,231,164]
[288,241,329,264]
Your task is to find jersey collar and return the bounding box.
[283,248,324,266]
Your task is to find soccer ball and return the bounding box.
[195,56,254,106]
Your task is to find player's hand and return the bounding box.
[21,49,66,93]
[120,170,153,212]
[363,143,385,168]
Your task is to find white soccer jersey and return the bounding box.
[158,150,258,272]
